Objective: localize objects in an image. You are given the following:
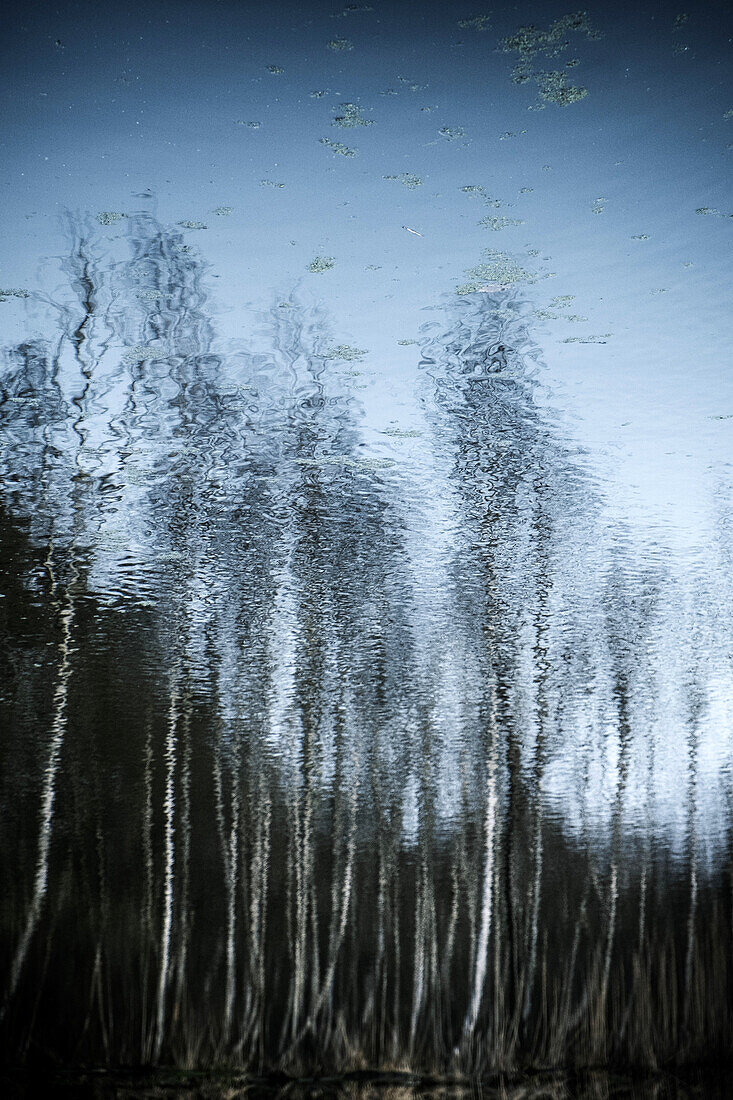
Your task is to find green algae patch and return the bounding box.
[458,15,492,31]
[536,70,587,106]
[501,12,598,106]
[308,256,335,273]
[323,344,367,360]
[562,334,611,344]
[122,344,164,363]
[327,37,353,50]
[384,173,422,189]
[96,211,125,225]
[479,216,524,230]
[320,137,357,156]
[297,455,395,471]
[333,102,373,127]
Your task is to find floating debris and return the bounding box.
[519,187,534,193]
[438,126,466,140]
[260,179,286,188]
[333,102,373,127]
[365,264,382,270]
[267,65,284,74]
[724,108,733,120]
[213,206,233,216]
[397,339,418,345]
[403,226,423,236]
[549,294,574,307]
[297,455,395,471]
[499,130,527,139]
[308,255,335,273]
[591,198,605,215]
[178,220,207,229]
[460,184,485,194]
[235,120,261,128]
[673,13,689,30]
[323,344,366,360]
[327,37,353,51]
[631,233,650,240]
[0,287,30,301]
[695,206,731,217]
[384,173,422,189]
[478,215,524,230]
[457,15,492,31]
[310,90,327,98]
[320,136,357,156]
[382,427,422,437]
[566,314,588,322]
[96,211,125,225]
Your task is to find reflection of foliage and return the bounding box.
[0,224,731,1079]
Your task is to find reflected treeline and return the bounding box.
[0,217,731,1077]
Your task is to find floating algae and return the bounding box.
[460,184,485,194]
[562,334,612,343]
[458,15,492,31]
[235,120,261,128]
[122,344,164,363]
[384,173,422,189]
[213,207,233,216]
[456,251,532,293]
[478,215,524,230]
[334,4,374,16]
[296,455,395,471]
[631,233,650,240]
[536,70,587,106]
[96,211,125,225]
[327,37,353,50]
[332,102,373,127]
[308,256,335,273]
[397,339,418,345]
[323,344,367,360]
[438,126,466,140]
[501,12,598,106]
[310,90,327,98]
[267,65,284,74]
[178,220,208,229]
[320,137,357,157]
[260,179,285,188]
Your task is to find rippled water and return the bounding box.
[1,0,731,1093]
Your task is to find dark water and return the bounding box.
[0,0,731,1091]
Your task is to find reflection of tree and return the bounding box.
[0,230,731,1077]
